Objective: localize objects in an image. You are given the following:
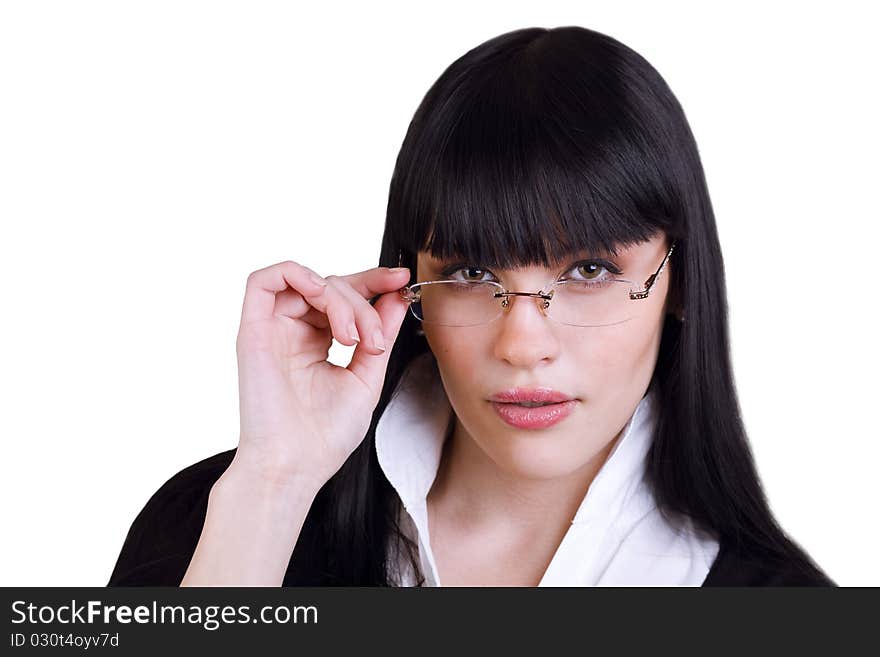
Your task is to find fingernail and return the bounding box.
[390,267,409,274]
[372,330,386,352]
[349,324,360,343]
[309,273,327,287]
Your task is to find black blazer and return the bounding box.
[108,450,835,587]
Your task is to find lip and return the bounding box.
[488,387,576,404]
[490,399,578,429]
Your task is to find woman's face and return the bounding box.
[415,231,674,481]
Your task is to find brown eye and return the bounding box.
[440,263,494,283]
[575,262,606,280]
[461,267,487,281]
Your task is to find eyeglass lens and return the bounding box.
[410,279,639,327]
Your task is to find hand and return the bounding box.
[230,260,411,488]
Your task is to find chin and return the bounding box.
[484,432,597,481]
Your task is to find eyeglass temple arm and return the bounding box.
[629,240,676,300]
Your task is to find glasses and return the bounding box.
[397,241,676,328]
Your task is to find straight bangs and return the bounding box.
[387,26,686,270]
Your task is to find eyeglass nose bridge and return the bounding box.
[495,289,555,311]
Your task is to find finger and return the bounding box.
[347,286,411,390]
[315,268,410,348]
[328,276,388,354]
[311,279,362,347]
[277,267,409,319]
[272,288,330,328]
[240,260,328,324]
[267,266,410,322]
[246,264,412,349]
[335,267,412,300]
[274,288,328,327]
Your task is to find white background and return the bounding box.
[1,1,877,586]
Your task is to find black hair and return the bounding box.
[286,25,832,585]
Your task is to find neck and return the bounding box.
[426,418,622,537]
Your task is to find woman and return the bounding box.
[108,25,833,586]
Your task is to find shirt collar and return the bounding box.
[374,351,658,524]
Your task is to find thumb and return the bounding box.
[346,286,411,392]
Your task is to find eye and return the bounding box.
[439,263,495,283]
[563,259,623,283]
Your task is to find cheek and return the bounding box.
[422,327,480,390]
[607,275,670,370]
[576,311,666,391]
[423,326,460,362]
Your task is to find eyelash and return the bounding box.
[438,259,624,284]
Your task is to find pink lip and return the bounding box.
[490,399,578,429]
[488,387,576,404]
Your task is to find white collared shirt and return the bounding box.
[374,352,720,586]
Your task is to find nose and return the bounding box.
[491,292,561,368]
